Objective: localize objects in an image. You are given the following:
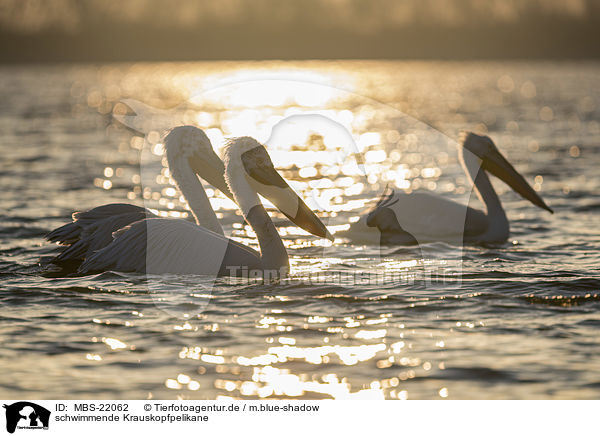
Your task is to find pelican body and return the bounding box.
[46,126,331,276]
[341,132,553,245]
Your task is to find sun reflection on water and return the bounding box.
[166,308,450,400]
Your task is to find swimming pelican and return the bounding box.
[46,127,332,274]
[339,132,553,245]
[46,126,234,266]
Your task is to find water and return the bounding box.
[1,60,599,400]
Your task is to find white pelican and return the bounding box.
[46,127,332,275]
[46,126,233,266]
[339,132,553,245]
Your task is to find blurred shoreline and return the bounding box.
[2,18,599,63]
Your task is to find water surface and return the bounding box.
[1,60,599,399]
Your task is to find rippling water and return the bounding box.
[1,61,599,399]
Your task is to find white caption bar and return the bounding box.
[0,400,596,435]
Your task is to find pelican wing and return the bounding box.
[78,218,261,275]
[54,210,149,263]
[386,192,488,242]
[46,203,149,245]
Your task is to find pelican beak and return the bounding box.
[189,151,235,201]
[483,149,553,213]
[244,159,334,241]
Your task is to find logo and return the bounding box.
[3,402,50,434]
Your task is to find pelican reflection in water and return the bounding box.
[46,126,331,276]
[339,132,553,245]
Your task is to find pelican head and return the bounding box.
[223,137,334,241]
[164,126,233,199]
[460,132,553,213]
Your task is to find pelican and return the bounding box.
[46,126,332,275]
[339,132,553,245]
[46,126,234,267]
